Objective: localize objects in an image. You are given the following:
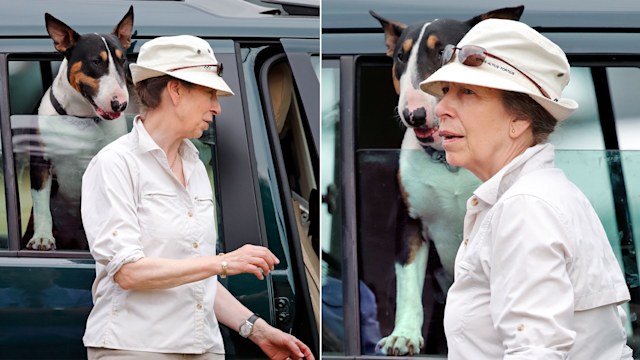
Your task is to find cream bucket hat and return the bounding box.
[130,35,234,96]
[420,19,577,121]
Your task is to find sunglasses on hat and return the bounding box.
[167,63,224,77]
[441,44,550,99]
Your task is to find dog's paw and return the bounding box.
[376,332,424,356]
[26,236,56,251]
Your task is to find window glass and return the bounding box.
[351,60,640,355]
[609,67,640,348]
[608,67,640,151]
[6,58,220,254]
[310,55,320,80]
[549,67,604,150]
[321,59,345,355]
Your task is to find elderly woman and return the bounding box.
[420,19,633,359]
[81,35,314,360]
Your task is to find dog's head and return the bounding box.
[371,6,524,150]
[44,6,134,121]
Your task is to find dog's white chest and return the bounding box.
[39,115,127,199]
[399,131,480,265]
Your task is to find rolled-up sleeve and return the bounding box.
[81,149,144,277]
[489,195,575,360]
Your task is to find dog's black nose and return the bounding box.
[403,107,427,127]
[111,100,128,112]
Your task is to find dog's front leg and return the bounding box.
[27,157,56,250]
[377,212,427,356]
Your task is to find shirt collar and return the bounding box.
[132,116,200,161]
[474,143,555,206]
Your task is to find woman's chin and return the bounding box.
[444,152,464,168]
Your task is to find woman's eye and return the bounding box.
[441,86,449,94]
[462,88,475,95]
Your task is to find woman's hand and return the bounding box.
[250,318,315,360]
[217,244,279,280]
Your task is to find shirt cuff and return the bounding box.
[105,248,145,278]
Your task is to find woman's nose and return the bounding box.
[210,95,221,115]
[435,93,452,120]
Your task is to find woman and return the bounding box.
[81,35,314,360]
[419,19,633,359]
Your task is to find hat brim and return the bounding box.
[419,62,577,121]
[130,63,235,97]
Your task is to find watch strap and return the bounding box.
[247,313,259,325]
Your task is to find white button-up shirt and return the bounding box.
[444,144,632,360]
[81,118,224,354]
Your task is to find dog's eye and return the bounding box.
[396,52,406,62]
[92,58,101,65]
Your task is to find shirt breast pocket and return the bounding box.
[194,195,215,220]
[139,191,182,242]
[193,195,216,247]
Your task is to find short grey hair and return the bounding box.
[501,90,558,144]
[134,75,194,110]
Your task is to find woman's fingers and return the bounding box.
[284,336,313,360]
[244,244,279,269]
[219,245,280,279]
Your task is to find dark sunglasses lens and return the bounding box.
[459,46,485,67]
[217,63,223,77]
[442,45,456,66]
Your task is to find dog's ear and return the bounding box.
[466,5,525,28]
[44,13,80,54]
[113,5,134,50]
[370,10,407,58]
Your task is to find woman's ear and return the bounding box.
[509,118,532,139]
[166,79,182,105]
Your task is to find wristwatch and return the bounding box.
[239,313,260,338]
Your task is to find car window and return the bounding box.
[4,55,222,256]
[549,67,605,150]
[609,67,640,151]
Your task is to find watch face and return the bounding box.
[239,322,252,337]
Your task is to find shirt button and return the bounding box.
[188,211,193,217]
[463,239,469,246]
[517,324,525,332]
[193,242,199,249]
[471,197,479,206]
[112,230,118,237]
[196,303,203,310]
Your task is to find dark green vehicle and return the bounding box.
[0,1,319,359]
[322,0,640,358]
